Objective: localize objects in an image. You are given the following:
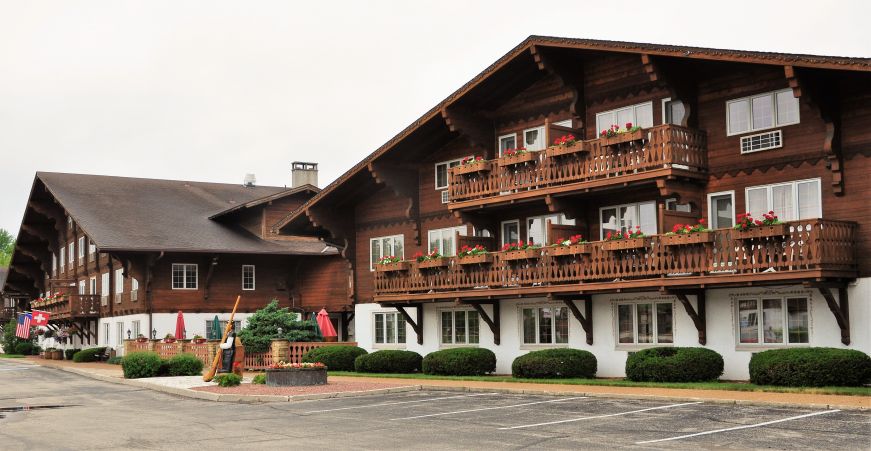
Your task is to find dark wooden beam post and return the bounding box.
[819,286,850,345]
[562,296,593,345]
[440,107,494,157]
[203,255,219,300]
[468,302,500,345]
[672,291,706,345]
[531,45,585,129]
[367,161,422,245]
[394,305,423,345]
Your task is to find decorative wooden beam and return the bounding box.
[16,243,51,276]
[641,54,697,127]
[818,286,850,345]
[203,255,219,300]
[20,222,57,253]
[441,106,494,156]
[467,302,500,345]
[367,161,422,245]
[394,305,423,345]
[562,296,593,345]
[530,45,585,128]
[670,291,706,345]
[544,195,583,220]
[656,179,704,209]
[306,205,355,267]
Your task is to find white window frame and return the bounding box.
[434,157,468,191]
[500,219,520,246]
[372,311,406,347]
[598,201,657,239]
[171,263,198,290]
[369,234,404,271]
[68,242,75,264]
[242,265,255,291]
[614,300,675,347]
[89,276,97,295]
[132,320,140,339]
[77,236,85,259]
[744,178,822,222]
[553,119,573,128]
[116,321,124,347]
[103,322,109,345]
[735,296,810,347]
[522,126,546,151]
[59,249,65,271]
[497,133,517,157]
[661,97,687,125]
[439,308,480,346]
[78,280,86,295]
[114,268,124,299]
[526,214,574,245]
[52,253,57,275]
[131,278,139,301]
[726,88,800,136]
[88,240,96,255]
[595,101,654,135]
[427,226,467,257]
[707,190,736,230]
[519,304,570,347]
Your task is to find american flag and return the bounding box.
[15,313,32,339]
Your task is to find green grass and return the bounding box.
[0,354,25,359]
[328,371,871,397]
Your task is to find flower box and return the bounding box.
[545,142,586,158]
[600,129,645,147]
[549,243,593,256]
[732,224,789,240]
[375,261,410,272]
[417,257,451,269]
[453,160,491,176]
[457,254,493,265]
[502,248,541,261]
[266,367,328,387]
[497,151,540,167]
[660,231,715,246]
[602,237,651,251]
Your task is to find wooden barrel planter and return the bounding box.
[266,368,328,387]
[660,232,715,246]
[732,224,789,240]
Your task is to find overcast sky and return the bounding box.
[1,0,868,234]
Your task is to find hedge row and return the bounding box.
[121,352,203,379]
[749,348,871,387]
[625,347,724,382]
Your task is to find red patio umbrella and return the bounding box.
[316,308,338,341]
[175,310,186,339]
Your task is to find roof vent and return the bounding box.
[243,173,256,187]
[292,162,318,188]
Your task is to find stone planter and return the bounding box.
[417,257,451,269]
[660,231,715,246]
[266,368,328,387]
[497,151,540,167]
[545,142,586,158]
[602,237,651,251]
[732,224,789,240]
[502,248,541,261]
[453,160,491,176]
[600,129,645,147]
[549,243,593,256]
[457,254,493,265]
[375,261,410,272]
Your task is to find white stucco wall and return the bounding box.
[356,278,870,380]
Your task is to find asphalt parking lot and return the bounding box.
[1,360,868,450]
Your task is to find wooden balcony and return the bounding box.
[374,219,857,302]
[30,294,101,320]
[448,124,707,209]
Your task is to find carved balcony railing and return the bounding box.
[374,219,857,299]
[448,124,707,207]
[29,294,101,320]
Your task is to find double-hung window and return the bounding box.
[59,249,65,272]
[68,242,75,265]
[498,133,517,156]
[737,297,809,345]
[745,178,821,222]
[500,220,520,246]
[52,253,57,276]
[374,312,406,345]
[727,88,799,136]
[89,277,97,295]
[131,278,139,301]
[100,272,110,305]
[440,309,479,345]
[78,280,86,295]
[526,214,574,245]
[600,201,657,239]
[114,268,124,302]
[242,265,255,290]
[132,320,140,338]
[77,237,85,262]
[708,191,735,229]
[171,264,198,290]
[427,226,467,256]
[369,235,404,271]
[662,98,686,125]
[435,158,466,191]
[616,301,674,345]
[595,101,654,134]
[522,126,545,151]
[521,305,569,345]
[88,240,96,255]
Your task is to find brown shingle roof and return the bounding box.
[37,172,330,255]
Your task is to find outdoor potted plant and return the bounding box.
[375,255,409,272]
[497,147,539,167]
[660,219,714,246]
[601,226,650,251]
[545,133,586,158]
[49,347,63,360]
[599,122,645,147]
[136,334,148,343]
[265,361,327,386]
[732,211,788,240]
[456,244,492,265]
[501,241,542,261]
[453,156,491,176]
[549,234,593,256]
[163,333,176,343]
[191,334,206,344]
[414,250,450,269]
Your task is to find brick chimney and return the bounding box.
[291,162,318,188]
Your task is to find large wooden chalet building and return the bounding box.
[1,164,352,351]
[275,37,870,379]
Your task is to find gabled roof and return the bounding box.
[273,36,870,232]
[36,172,329,255]
[209,183,319,220]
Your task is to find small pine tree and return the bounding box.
[238,300,321,353]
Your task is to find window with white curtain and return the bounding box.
[726,88,800,136]
[599,201,657,238]
[526,214,574,245]
[369,235,404,271]
[523,126,545,151]
[427,226,467,256]
[745,179,821,221]
[595,101,654,134]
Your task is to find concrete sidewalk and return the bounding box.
[22,356,871,410]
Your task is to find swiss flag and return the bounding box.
[31,310,50,326]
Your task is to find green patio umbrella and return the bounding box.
[209,315,221,340]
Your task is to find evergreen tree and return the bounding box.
[238,300,321,353]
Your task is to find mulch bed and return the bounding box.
[190,380,410,395]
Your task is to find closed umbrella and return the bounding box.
[175,310,185,339]
[210,315,220,340]
[316,308,338,342]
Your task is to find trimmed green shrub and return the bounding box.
[302,345,368,371]
[625,347,724,382]
[749,348,871,387]
[72,347,107,363]
[214,373,242,387]
[512,349,597,379]
[122,351,163,379]
[13,342,33,356]
[354,350,422,373]
[422,348,496,376]
[252,373,266,384]
[30,345,41,356]
[238,300,321,353]
[166,353,204,376]
[106,356,123,365]
[65,349,81,360]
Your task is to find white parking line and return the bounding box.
[635,409,842,444]
[0,366,32,372]
[499,401,702,430]
[392,396,587,421]
[305,393,495,414]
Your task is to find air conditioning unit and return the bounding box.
[441,190,450,204]
[741,130,782,154]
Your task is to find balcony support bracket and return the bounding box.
[368,161,421,245]
[441,107,494,157]
[394,305,423,345]
[668,290,706,345]
[816,285,850,345]
[531,45,585,127]
[560,296,593,345]
[465,301,500,345]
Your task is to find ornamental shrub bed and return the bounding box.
[625,347,723,382]
[512,349,597,379]
[302,345,367,371]
[422,348,496,376]
[749,348,871,387]
[73,347,107,363]
[13,342,34,356]
[252,373,266,384]
[214,373,242,387]
[166,353,204,376]
[354,350,422,373]
[122,352,163,379]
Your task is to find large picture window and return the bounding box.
[428,226,467,257]
[600,201,657,239]
[521,306,569,345]
[737,297,809,345]
[595,101,654,134]
[616,301,674,345]
[727,88,800,136]
[745,178,821,222]
[369,235,404,271]
[171,264,198,290]
[440,310,479,345]
[374,312,406,345]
